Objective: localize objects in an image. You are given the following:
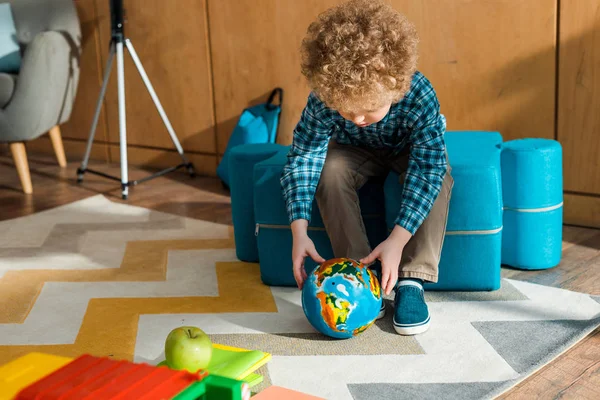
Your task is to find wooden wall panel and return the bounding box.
[208,0,341,152]
[393,0,556,141]
[60,0,109,161]
[95,0,216,155]
[209,0,557,149]
[26,137,109,164]
[108,146,217,177]
[564,193,600,229]
[557,0,600,195]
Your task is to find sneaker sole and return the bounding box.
[393,317,430,335]
[377,302,386,320]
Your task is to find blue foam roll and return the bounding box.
[502,208,563,270]
[501,138,563,270]
[501,139,563,209]
[228,143,288,262]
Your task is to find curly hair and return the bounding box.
[300,0,419,113]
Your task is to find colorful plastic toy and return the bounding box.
[0,352,250,400]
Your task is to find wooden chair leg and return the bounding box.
[10,142,33,194]
[49,125,67,167]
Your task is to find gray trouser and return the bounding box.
[315,141,453,283]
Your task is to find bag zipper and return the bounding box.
[254,214,385,236]
[255,223,326,236]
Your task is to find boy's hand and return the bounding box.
[291,219,325,289]
[360,225,412,295]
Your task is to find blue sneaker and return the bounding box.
[393,279,430,335]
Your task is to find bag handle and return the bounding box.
[266,87,283,110]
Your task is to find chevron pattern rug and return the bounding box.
[0,195,598,400]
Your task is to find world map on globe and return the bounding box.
[302,258,382,339]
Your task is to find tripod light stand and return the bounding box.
[77,0,195,199]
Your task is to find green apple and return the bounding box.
[164,326,213,372]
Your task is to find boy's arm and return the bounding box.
[395,96,447,236]
[281,94,333,225]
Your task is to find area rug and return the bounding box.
[0,195,598,400]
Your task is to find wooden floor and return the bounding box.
[1,153,599,399]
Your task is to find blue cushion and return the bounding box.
[501,138,563,270]
[384,131,503,232]
[0,3,20,73]
[253,149,386,229]
[384,131,503,290]
[253,150,388,286]
[228,143,288,262]
[255,224,335,286]
[436,233,502,290]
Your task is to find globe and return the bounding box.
[301,257,382,339]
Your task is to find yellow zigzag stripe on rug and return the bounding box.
[0,260,277,364]
[0,236,237,323]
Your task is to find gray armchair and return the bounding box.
[0,0,81,193]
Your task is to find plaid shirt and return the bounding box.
[281,71,447,235]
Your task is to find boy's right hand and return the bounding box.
[291,219,325,289]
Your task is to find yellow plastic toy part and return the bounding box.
[0,352,72,400]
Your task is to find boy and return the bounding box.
[281,0,453,335]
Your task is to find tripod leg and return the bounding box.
[78,42,116,182]
[124,39,194,176]
[116,40,129,200]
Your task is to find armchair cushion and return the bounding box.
[0,31,73,142]
[0,0,81,144]
[0,73,15,108]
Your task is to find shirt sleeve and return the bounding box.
[395,97,448,235]
[281,94,333,224]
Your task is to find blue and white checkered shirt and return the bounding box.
[281,71,447,235]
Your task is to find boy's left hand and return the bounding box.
[360,225,412,295]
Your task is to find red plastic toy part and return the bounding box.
[15,354,206,400]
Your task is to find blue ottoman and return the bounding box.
[500,139,563,270]
[385,131,503,290]
[229,130,505,291]
[228,143,288,262]
[252,149,389,286]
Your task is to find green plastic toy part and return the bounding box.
[172,374,251,400]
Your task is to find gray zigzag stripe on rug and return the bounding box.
[0,219,183,258]
[347,381,512,400]
[592,295,600,305]
[346,315,600,400]
[471,317,600,374]
[485,314,600,400]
